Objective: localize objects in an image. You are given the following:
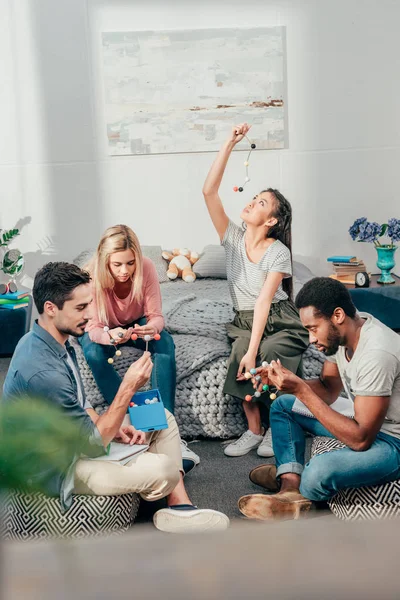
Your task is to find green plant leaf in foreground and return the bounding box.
[0,398,91,493]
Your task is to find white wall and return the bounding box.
[1,0,400,287]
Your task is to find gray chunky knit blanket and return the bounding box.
[74,278,325,439]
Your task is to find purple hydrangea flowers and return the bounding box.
[349,217,367,241]
[349,217,400,247]
[387,218,400,243]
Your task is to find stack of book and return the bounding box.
[0,288,30,310]
[327,256,368,284]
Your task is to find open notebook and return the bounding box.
[292,396,355,419]
[89,442,149,466]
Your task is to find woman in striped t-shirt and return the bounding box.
[203,123,309,458]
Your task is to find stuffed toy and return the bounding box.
[162,248,199,283]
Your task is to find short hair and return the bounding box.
[295,277,357,319]
[33,262,91,314]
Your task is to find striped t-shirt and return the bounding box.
[221,220,292,310]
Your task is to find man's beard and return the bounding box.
[324,323,343,356]
[59,322,87,338]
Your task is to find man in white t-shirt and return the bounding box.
[237,277,400,521]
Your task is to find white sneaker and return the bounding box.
[257,427,274,457]
[153,506,230,534]
[224,430,264,457]
[181,440,200,466]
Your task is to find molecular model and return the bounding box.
[129,397,158,408]
[131,331,161,352]
[233,135,256,193]
[244,361,277,402]
[103,326,161,364]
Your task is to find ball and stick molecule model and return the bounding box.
[129,397,158,409]
[103,326,161,364]
[244,361,277,402]
[104,326,122,364]
[131,331,161,352]
[233,135,256,193]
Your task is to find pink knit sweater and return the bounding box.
[87,257,164,345]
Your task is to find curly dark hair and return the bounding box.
[295,277,357,318]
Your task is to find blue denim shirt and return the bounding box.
[2,321,105,510]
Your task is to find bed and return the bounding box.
[73,249,325,439]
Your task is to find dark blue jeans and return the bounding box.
[79,318,176,414]
[270,394,400,501]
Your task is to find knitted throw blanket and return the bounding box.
[74,278,326,439]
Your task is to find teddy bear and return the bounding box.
[162,248,199,283]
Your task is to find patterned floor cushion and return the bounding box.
[311,436,400,521]
[1,491,140,541]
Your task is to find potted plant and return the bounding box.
[349,217,400,284]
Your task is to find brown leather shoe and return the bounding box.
[249,464,280,492]
[238,491,312,521]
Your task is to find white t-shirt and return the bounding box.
[221,220,292,311]
[327,313,400,439]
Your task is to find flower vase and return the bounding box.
[376,245,397,284]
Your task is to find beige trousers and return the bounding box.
[74,411,182,502]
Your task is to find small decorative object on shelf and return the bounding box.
[349,217,400,285]
[0,228,23,292]
[355,272,370,288]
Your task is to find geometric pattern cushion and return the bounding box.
[311,436,400,521]
[0,491,140,541]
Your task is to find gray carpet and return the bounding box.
[0,357,321,521]
[183,440,275,518]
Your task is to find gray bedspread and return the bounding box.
[74,278,325,439]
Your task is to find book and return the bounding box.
[292,396,355,419]
[333,263,365,269]
[329,274,356,284]
[0,302,29,310]
[332,263,366,275]
[0,297,30,305]
[88,441,149,465]
[332,262,364,268]
[333,269,365,275]
[0,288,30,301]
[327,256,358,263]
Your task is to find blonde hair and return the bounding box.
[85,224,143,325]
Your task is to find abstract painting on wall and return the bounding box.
[102,27,287,155]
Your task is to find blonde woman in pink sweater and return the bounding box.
[79,224,199,468]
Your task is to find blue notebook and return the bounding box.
[0,289,30,300]
[327,256,357,263]
[0,302,29,310]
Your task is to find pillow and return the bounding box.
[193,245,227,279]
[141,246,169,283]
[292,261,314,285]
[73,247,169,284]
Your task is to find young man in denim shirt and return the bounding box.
[3,262,229,533]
